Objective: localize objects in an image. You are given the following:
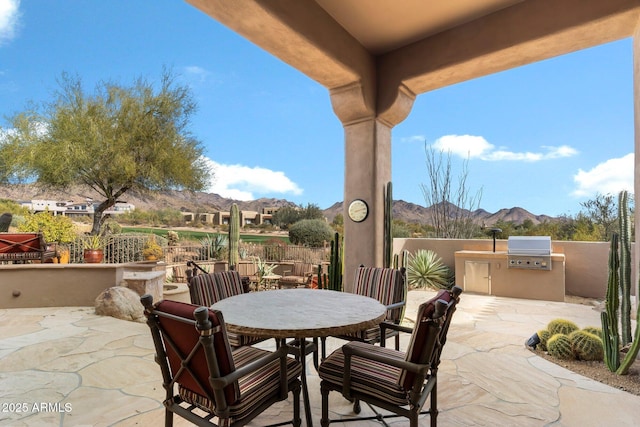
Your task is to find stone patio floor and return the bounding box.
[2,289,640,426]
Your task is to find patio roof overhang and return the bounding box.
[185,0,640,290]
[186,0,639,109]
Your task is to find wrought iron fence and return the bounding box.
[240,243,329,264]
[65,236,328,265]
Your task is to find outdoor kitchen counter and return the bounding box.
[454,250,566,302]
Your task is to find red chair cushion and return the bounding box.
[399,289,454,390]
[156,299,240,405]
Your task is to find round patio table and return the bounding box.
[211,289,386,427]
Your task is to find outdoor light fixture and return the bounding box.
[490,228,502,252]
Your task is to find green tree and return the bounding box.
[300,203,324,220]
[0,70,211,235]
[579,193,617,241]
[288,219,333,247]
[272,206,301,229]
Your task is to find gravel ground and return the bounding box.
[531,348,640,396]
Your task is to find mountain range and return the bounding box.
[0,184,557,226]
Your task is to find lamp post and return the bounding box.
[490,228,502,252]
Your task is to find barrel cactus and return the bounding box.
[547,319,579,337]
[582,326,603,340]
[569,330,604,361]
[547,334,574,360]
[537,329,551,351]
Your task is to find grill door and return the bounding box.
[464,261,490,294]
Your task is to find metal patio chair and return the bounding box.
[141,295,302,427]
[320,265,407,360]
[188,270,266,348]
[318,286,462,427]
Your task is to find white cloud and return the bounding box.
[0,0,20,46]
[204,158,303,200]
[572,153,634,198]
[429,134,578,162]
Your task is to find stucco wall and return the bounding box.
[0,264,125,308]
[394,238,635,300]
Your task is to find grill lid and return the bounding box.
[507,236,551,256]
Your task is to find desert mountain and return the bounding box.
[0,184,555,226]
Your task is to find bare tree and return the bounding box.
[420,144,483,238]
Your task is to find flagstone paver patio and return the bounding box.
[1,290,640,426]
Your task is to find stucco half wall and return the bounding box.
[394,238,634,300]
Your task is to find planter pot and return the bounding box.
[83,249,104,264]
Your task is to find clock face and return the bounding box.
[348,199,368,222]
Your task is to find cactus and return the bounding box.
[569,330,604,361]
[383,181,392,268]
[601,232,620,372]
[547,334,574,360]
[547,319,579,337]
[228,203,240,269]
[537,329,551,351]
[327,232,342,291]
[582,326,602,339]
[618,190,632,346]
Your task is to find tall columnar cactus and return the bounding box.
[601,232,620,372]
[618,190,632,345]
[383,181,393,268]
[228,203,240,269]
[327,232,342,291]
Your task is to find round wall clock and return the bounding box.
[348,199,368,222]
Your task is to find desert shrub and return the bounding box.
[406,249,451,290]
[547,319,579,336]
[17,211,77,244]
[288,219,333,247]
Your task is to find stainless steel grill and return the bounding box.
[507,236,552,270]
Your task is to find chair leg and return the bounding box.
[165,407,173,427]
[395,333,400,351]
[320,383,330,427]
[293,381,302,427]
[430,380,438,427]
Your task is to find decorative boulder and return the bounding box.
[95,286,145,322]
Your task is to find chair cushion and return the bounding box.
[353,267,404,322]
[227,331,266,348]
[155,299,240,405]
[179,346,302,421]
[399,289,454,390]
[318,341,409,406]
[335,325,398,344]
[188,273,218,306]
[214,271,245,299]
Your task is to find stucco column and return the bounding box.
[331,82,415,292]
[634,23,640,303]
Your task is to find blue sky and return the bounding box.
[0,0,634,217]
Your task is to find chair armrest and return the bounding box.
[380,320,413,335]
[385,300,406,311]
[341,342,428,399]
[210,346,288,388]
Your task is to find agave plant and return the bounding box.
[199,234,228,260]
[407,249,452,290]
